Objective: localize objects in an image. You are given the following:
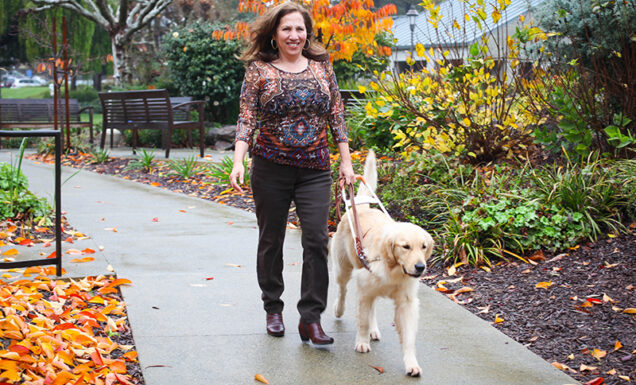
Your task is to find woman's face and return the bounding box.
[273,11,307,60]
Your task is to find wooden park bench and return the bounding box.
[0,98,94,143]
[340,89,367,115]
[98,89,205,158]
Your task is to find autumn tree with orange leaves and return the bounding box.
[215,0,396,62]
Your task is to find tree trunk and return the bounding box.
[112,37,132,86]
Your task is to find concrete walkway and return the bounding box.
[0,148,578,385]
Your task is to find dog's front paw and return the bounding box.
[369,328,381,341]
[355,342,371,353]
[404,359,421,377]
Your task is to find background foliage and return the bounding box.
[162,21,245,124]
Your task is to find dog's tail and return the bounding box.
[357,150,377,198]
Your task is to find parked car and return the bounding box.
[11,78,43,88]
[1,76,18,88]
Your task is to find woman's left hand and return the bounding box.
[339,162,355,185]
[337,142,355,185]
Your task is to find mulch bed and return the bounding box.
[23,151,636,384]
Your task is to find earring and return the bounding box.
[271,39,278,50]
[303,40,310,50]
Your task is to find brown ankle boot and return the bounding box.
[298,321,334,345]
[266,313,285,337]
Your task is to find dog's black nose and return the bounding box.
[414,263,426,273]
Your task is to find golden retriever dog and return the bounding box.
[331,150,434,376]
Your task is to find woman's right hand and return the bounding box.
[230,140,250,193]
[229,162,245,193]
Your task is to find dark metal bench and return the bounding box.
[98,89,205,158]
[0,98,94,143]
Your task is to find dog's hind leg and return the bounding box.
[394,295,421,376]
[332,237,352,318]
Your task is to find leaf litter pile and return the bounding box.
[27,151,635,384]
[0,267,142,384]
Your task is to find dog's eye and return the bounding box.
[403,245,410,250]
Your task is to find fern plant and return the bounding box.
[167,156,200,179]
[206,155,250,186]
[125,148,156,173]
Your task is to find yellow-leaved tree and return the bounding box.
[214,0,396,61]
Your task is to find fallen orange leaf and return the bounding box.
[254,373,270,384]
[18,239,34,246]
[151,182,161,187]
[583,377,603,385]
[81,248,96,254]
[369,365,385,374]
[614,340,622,351]
[623,308,636,314]
[494,315,504,324]
[535,281,552,289]
[107,278,132,288]
[91,349,104,366]
[2,248,18,256]
[590,349,607,360]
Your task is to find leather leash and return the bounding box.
[334,176,372,271]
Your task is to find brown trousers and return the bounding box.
[251,155,332,323]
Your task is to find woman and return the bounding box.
[229,1,355,345]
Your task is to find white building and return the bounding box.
[390,0,547,73]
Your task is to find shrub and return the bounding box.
[0,141,51,221]
[162,22,245,124]
[525,0,636,157]
[366,0,547,163]
[372,151,634,266]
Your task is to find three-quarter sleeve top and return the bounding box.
[235,59,348,170]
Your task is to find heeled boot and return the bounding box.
[298,321,334,345]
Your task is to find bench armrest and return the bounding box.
[78,105,94,124]
[172,100,205,122]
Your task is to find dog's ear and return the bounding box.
[423,233,434,261]
[382,228,398,267]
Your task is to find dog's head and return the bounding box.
[382,222,434,278]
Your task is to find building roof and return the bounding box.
[392,0,547,49]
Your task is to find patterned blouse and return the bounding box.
[235,59,348,170]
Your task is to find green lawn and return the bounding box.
[0,86,50,99]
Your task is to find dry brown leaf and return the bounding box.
[580,364,597,372]
[454,287,474,295]
[552,361,577,373]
